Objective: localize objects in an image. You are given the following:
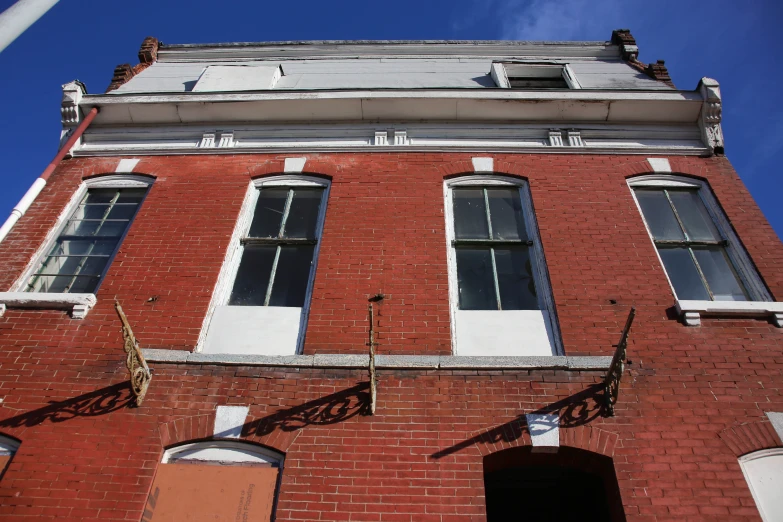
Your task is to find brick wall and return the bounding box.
[0,152,781,521]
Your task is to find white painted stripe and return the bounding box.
[115,158,140,173]
[284,157,307,173]
[472,157,493,173]
[647,157,671,173]
[526,413,559,450]
[767,412,783,441]
[214,405,249,439]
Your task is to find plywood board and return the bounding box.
[142,463,278,522]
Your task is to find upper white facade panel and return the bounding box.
[109,40,673,94]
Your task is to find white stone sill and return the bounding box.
[0,292,96,319]
[142,349,612,371]
[676,300,783,327]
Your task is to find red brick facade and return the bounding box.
[0,152,781,521]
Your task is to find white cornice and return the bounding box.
[82,90,702,127]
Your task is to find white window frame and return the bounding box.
[444,175,562,355]
[162,440,284,467]
[0,175,152,319]
[739,448,783,522]
[491,62,581,89]
[197,175,330,354]
[628,175,781,326]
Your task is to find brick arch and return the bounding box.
[719,419,783,457]
[157,414,300,455]
[437,158,532,180]
[247,157,340,179]
[471,418,618,458]
[619,158,709,180]
[82,172,158,181]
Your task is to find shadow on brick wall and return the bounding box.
[0,381,133,429]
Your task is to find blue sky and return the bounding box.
[0,0,781,238]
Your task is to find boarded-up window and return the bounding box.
[142,442,284,522]
[142,463,278,522]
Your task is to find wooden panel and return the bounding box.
[141,463,278,522]
[0,455,11,479]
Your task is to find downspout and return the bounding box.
[0,106,98,244]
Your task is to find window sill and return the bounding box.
[142,349,613,370]
[676,300,783,327]
[0,292,97,319]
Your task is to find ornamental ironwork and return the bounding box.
[603,307,636,417]
[115,301,152,406]
[366,294,384,415]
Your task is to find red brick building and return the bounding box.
[0,30,782,521]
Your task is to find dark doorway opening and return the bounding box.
[483,446,626,522]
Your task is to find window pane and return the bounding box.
[115,188,148,203]
[48,239,117,257]
[453,189,489,239]
[283,189,323,239]
[268,245,316,307]
[228,246,277,306]
[37,255,83,277]
[494,247,538,310]
[106,204,140,220]
[248,189,289,238]
[84,189,118,204]
[68,275,99,294]
[658,247,710,300]
[667,190,721,241]
[75,204,113,220]
[692,247,748,301]
[486,188,527,241]
[455,248,497,310]
[635,190,684,240]
[78,256,110,277]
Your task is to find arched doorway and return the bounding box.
[483,446,626,522]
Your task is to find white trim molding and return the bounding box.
[0,292,96,319]
[628,174,776,326]
[739,448,783,522]
[162,440,283,467]
[676,300,783,327]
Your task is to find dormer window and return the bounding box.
[491,63,581,89]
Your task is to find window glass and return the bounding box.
[26,187,147,294]
[248,188,288,238]
[453,188,489,239]
[635,190,684,240]
[456,248,496,310]
[268,245,315,307]
[494,247,538,310]
[229,245,276,306]
[692,247,747,301]
[658,248,710,300]
[283,189,322,239]
[668,190,721,241]
[487,188,527,241]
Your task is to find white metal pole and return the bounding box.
[0,0,60,53]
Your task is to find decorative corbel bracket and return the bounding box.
[698,78,724,155]
[60,80,87,149]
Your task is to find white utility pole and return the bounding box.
[0,0,60,53]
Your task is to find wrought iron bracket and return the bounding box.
[115,301,152,406]
[603,307,636,417]
[366,294,384,415]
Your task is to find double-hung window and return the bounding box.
[445,176,560,356]
[25,187,147,294]
[202,176,329,355]
[630,175,779,325]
